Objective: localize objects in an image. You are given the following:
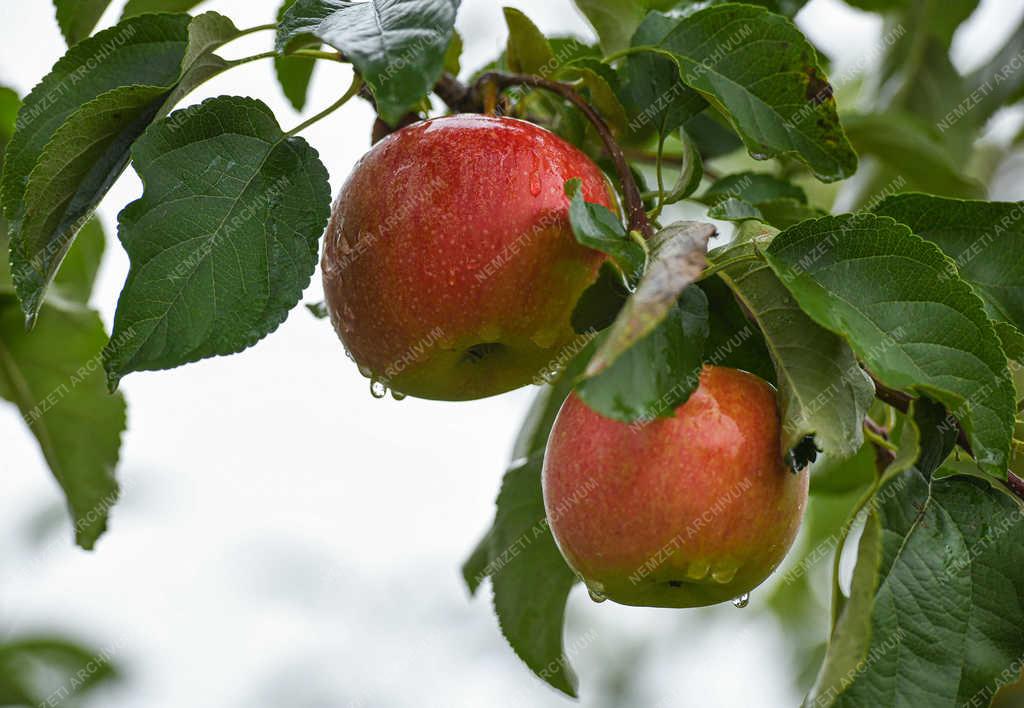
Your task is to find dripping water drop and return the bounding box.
[369,378,387,399]
[732,592,750,609]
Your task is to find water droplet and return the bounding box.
[529,170,542,196]
[391,389,407,401]
[369,378,388,399]
[750,152,769,161]
[711,564,738,584]
[585,581,607,603]
[686,561,710,580]
[344,349,355,362]
[732,593,750,609]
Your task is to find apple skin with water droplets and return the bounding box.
[543,366,808,608]
[322,114,616,401]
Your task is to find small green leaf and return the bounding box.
[558,57,630,135]
[443,30,463,75]
[274,0,318,111]
[0,635,120,704]
[702,171,808,206]
[663,129,703,204]
[103,96,331,388]
[53,0,114,45]
[565,178,644,278]
[713,240,874,458]
[2,12,240,326]
[874,194,1024,332]
[764,214,1016,477]
[572,0,680,53]
[0,300,125,549]
[121,0,206,18]
[577,284,709,422]
[584,221,713,376]
[656,5,858,181]
[707,197,764,223]
[709,197,825,230]
[276,0,460,125]
[503,7,555,76]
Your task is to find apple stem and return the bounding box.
[435,71,655,238]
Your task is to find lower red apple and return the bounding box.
[542,366,808,608]
[321,114,615,400]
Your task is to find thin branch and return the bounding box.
[870,372,1024,501]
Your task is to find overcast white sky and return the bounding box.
[1,1,1021,706]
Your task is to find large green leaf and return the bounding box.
[489,456,579,697]
[2,12,240,326]
[103,97,331,388]
[504,7,555,76]
[713,240,874,459]
[764,214,1016,477]
[655,5,857,182]
[276,0,460,125]
[464,351,593,696]
[874,194,1024,332]
[809,401,1024,708]
[0,636,120,705]
[0,300,125,549]
[53,0,114,45]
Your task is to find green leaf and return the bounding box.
[443,30,463,76]
[565,178,644,278]
[713,240,874,458]
[276,0,460,125]
[764,214,1016,477]
[121,0,206,18]
[577,284,709,422]
[0,635,119,704]
[466,350,594,695]
[584,221,712,376]
[0,87,20,150]
[840,112,983,199]
[663,128,703,204]
[103,96,331,388]
[616,11,707,141]
[0,300,125,549]
[809,402,1024,708]
[708,197,825,230]
[53,0,114,45]
[874,194,1024,332]
[503,7,555,76]
[656,4,858,182]
[697,274,776,384]
[557,57,630,135]
[702,171,807,205]
[489,456,579,697]
[572,0,680,53]
[2,12,240,326]
[963,15,1024,124]
[51,217,105,305]
[274,0,318,111]
[571,261,629,334]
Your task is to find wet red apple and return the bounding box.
[543,366,808,608]
[322,114,615,400]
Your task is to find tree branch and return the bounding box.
[870,373,1024,501]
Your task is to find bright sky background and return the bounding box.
[1,1,1022,706]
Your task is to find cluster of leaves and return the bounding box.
[2,0,1024,706]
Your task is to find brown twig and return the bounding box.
[434,71,653,238]
[870,373,1024,501]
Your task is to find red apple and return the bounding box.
[543,366,808,608]
[322,114,615,400]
